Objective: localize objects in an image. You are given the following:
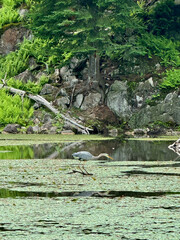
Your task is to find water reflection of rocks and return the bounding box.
[83,140,177,162]
[0,140,179,161]
[43,140,179,161]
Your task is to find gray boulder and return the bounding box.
[60,66,78,86]
[74,94,84,108]
[54,96,70,109]
[40,122,53,134]
[107,81,131,120]
[26,126,34,134]
[3,124,21,134]
[133,77,158,108]
[40,84,59,96]
[80,92,101,110]
[43,113,53,124]
[15,69,37,83]
[18,8,28,18]
[31,126,40,134]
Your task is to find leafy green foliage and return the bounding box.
[0,0,34,29]
[0,6,20,29]
[53,114,64,132]
[1,0,33,8]
[146,93,161,106]
[21,38,61,66]
[0,89,33,126]
[7,75,49,94]
[0,38,57,79]
[0,47,29,79]
[138,33,180,67]
[160,68,180,90]
[29,0,180,69]
[0,0,38,29]
[143,0,180,37]
[30,0,142,62]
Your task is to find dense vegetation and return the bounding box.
[0,0,179,127]
[0,89,33,126]
[29,0,180,67]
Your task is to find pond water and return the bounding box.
[0,139,178,161]
[0,136,179,239]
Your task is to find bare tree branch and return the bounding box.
[0,83,92,134]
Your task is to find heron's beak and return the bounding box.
[108,155,114,160]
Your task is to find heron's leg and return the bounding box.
[78,165,89,175]
[82,160,91,175]
[78,161,90,175]
[77,165,84,173]
[81,165,90,175]
[76,158,84,174]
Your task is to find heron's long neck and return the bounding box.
[92,153,106,159]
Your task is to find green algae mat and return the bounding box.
[0,134,179,239]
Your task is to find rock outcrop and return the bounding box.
[0,26,31,55]
[107,81,132,120]
[3,124,21,134]
[129,91,180,128]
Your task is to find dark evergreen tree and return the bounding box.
[30,0,142,97]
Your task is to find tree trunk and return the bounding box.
[88,52,105,102]
[88,53,100,83]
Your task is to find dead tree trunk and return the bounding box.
[88,53,105,102]
[0,84,92,134]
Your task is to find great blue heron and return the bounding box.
[72,151,113,161]
[72,151,114,175]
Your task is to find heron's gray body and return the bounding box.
[72,151,94,160]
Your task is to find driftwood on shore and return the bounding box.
[0,83,92,134]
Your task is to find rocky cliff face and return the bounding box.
[107,78,180,129]
[0,24,179,134]
[129,91,180,128]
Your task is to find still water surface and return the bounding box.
[0,139,178,161]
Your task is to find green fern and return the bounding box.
[138,33,180,67]
[5,75,49,94]
[0,37,55,79]
[0,6,20,29]
[2,0,33,8]
[0,89,34,126]
[160,68,180,90]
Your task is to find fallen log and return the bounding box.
[0,84,92,134]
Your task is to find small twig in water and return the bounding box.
[68,169,93,176]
